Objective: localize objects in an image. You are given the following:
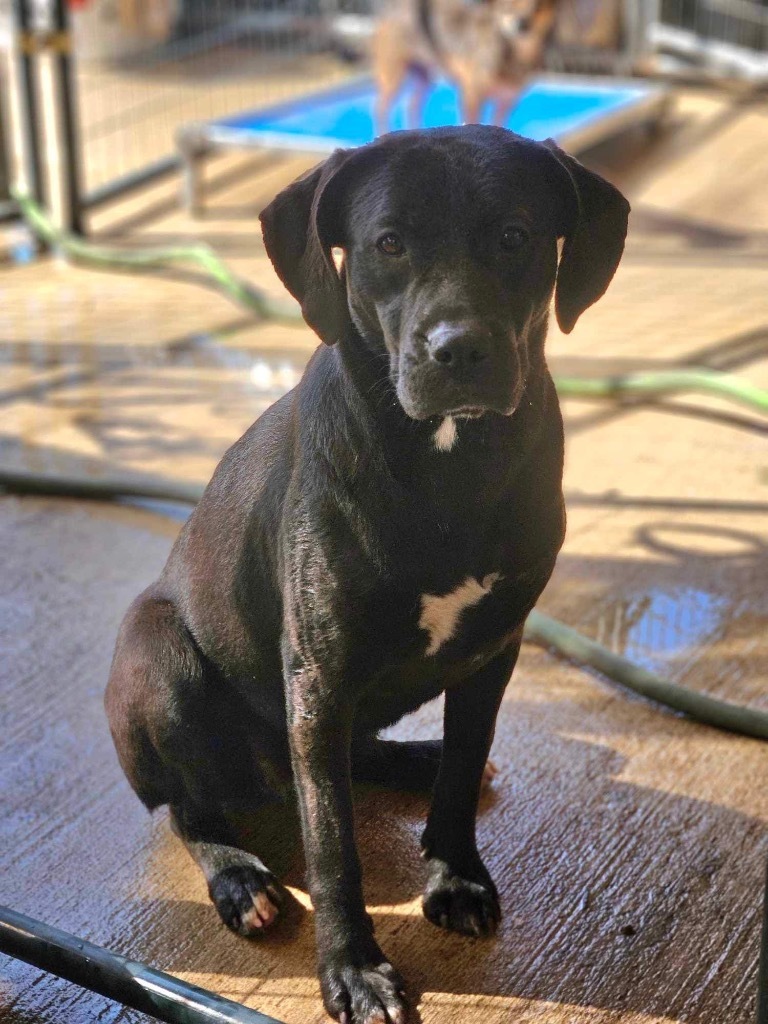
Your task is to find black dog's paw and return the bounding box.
[422,861,500,938]
[208,863,283,937]
[321,952,408,1024]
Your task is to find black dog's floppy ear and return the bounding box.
[259,149,352,345]
[544,139,630,335]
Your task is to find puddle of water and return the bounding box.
[9,238,37,266]
[250,359,300,391]
[0,325,308,384]
[119,497,194,523]
[595,587,730,674]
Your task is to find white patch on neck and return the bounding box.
[433,416,457,452]
[419,573,502,656]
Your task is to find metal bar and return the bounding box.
[0,905,285,1024]
[81,154,181,211]
[177,125,209,216]
[0,199,20,223]
[0,65,10,203]
[757,860,768,1024]
[50,0,84,234]
[10,0,45,206]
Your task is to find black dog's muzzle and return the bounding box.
[397,318,524,420]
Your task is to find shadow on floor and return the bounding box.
[116,719,765,1024]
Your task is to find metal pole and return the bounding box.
[0,905,285,1024]
[82,154,182,211]
[10,0,44,206]
[757,860,768,1024]
[50,0,84,234]
[0,65,10,203]
[0,200,20,223]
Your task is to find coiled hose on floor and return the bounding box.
[4,192,768,740]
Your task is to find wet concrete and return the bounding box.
[2,495,767,1024]
[1,88,768,1023]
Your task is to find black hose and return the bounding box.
[2,467,766,742]
[0,904,284,1024]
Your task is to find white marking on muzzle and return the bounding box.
[433,416,458,452]
[419,573,502,656]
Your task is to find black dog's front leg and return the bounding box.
[286,664,407,1024]
[421,635,522,938]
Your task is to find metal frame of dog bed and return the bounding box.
[176,73,672,214]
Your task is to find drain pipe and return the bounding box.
[0,905,284,1024]
[758,862,768,1024]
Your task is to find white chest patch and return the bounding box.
[433,416,457,452]
[419,573,502,656]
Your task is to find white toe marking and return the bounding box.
[419,573,502,655]
[241,907,264,931]
[241,891,278,932]
[433,416,457,452]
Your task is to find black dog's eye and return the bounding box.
[376,233,406,257]
[500,226,530,252]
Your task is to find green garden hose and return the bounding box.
[12,190,768,418]
[525,610,768,741]
[556,370,768,416]
[2,465,767,741]
[0,467,204,506]
[5,193,768,741]
[11,190,301,324]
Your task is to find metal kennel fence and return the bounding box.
[2,0,361,229]
[1,0,767,236]
[0,59,11,215]
[648,0,768,77]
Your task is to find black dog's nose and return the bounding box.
[426,322,492,371]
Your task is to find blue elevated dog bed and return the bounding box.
[177,74,670,211]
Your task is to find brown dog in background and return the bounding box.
[373,0,560,130]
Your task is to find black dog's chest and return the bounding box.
[349,557,550,732]
[351,599,504,733]
[411,570,507,661]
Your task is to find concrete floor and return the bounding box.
[1,87,768,1024]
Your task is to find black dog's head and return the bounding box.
[261,125,629,421]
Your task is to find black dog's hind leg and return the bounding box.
[351,737,443,791]
[352,737,499,793]
[421,634,522,937]
[106,594,286,939]
[171,802,284,937]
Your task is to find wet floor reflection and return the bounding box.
[0,322,308,378]
[594,587,730,675]
[0,226,37,268]
[0,314,312,469]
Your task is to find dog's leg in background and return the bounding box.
[170,802,284,937]
[375,80,400,137]
[406,67,431,131]
[456,74,487,125]
[286,664,407,1024]
[462,92,485,125]
[372,20,411,136]
[421,635,522,936]
[492,86,522,128]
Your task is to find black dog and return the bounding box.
[105,125,628,1024]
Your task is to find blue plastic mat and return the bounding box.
[213,76,654,152]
